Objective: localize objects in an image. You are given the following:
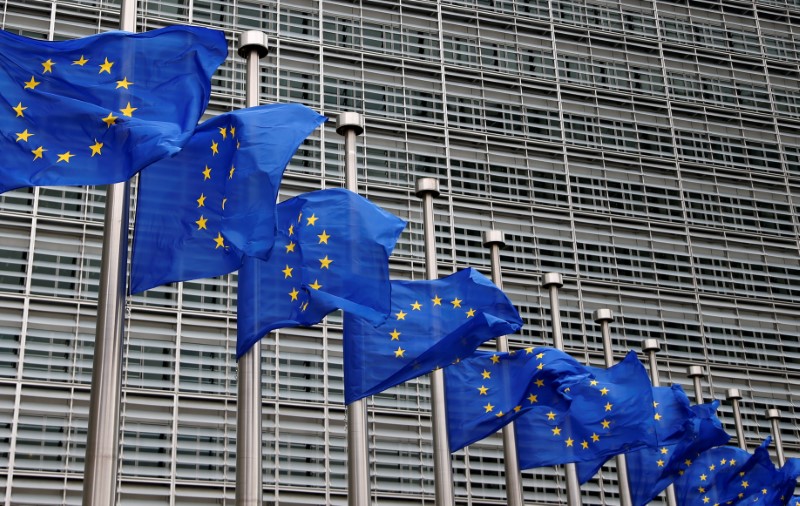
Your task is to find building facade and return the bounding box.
[0,0,798,504]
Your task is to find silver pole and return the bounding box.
[687,366,705,404]
[726,389,747,451]
[236,31,269,506]
[336,113,370,506]
[415,178,454,506]
[82,0,136,503]
[593,310,632,506]
[483,230,523,506]
[542,273,582,506]
[765,409,785,466]
[641,339,677,506]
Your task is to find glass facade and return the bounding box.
[0,0,798,504]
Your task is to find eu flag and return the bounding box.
[131,104,327,294]
[0,26,227,193]
[343,268,523,404]
[236,188,406,358]
[515,351,658,469]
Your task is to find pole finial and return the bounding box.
[766,408,781,420]
[642,338,661,353]
[542,272,563,288]
[482,229,505,248]
[336,112,364,136]
[726,388,742,400]
[687,365,705,378]
[415,178,440,198]
[592,308,613,323]
[237,30,269,59]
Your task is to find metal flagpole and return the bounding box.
[336,112,370,506]
[414,177,454,506]
[687,366,705,404]
[765,409,785,466]
[483,229,523,506]
[641,339,678,506]
[541,273,582,506]
[236,31,269,506]
[726,389,747,451]
[82,0,136,503]
[593,309,632,506]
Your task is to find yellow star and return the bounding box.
[451,297,462,308]
[729,459,736,466]
[230,126,236,137]
[394,346,405,358]
[604,402,613,411]
[525,347,534,354]
[195,216,207,230]
[590,379,598,386]
[196,194,206,207]
[513,405,521,412]
[288,224,296,237]
[657,459,665,467]
[210,140,219,155]
[721,459,727,465]
[73,55,88,66]
[289,288,299,301]
[495,411,504,418]
[102,112,118,127]
[24,76,40,90]
[213,233,225,249]
[120,102,137,117]
[15,129,33,142]
[591,433,600,442]
[13,102,26,117]
[301,302,309,312]
[390,329,400,341]
[702,497,709,504]
[581,441,589,449]
[396,310,407,320]
[536,352,544,359]
[285,241,296,253]
[89,140,103,156]
[599,387,609,395]
[432,295,442,306]
[306,214,318,226]
[56,151,74,163]
[565,438,574,447]
[741,481,749,489]
[477,385,488,395]
[483,403,494,413]
[222,198,227,210]
[411,301,422,310]
[601,419,611,429]
[661,447,669,454]
[700,474,707,481]
[481,370,491,379]
[685,459,693,467]
[490,354,500,364]
[229,166,235,179]
[41,59,55,73]
[535,379,545,387]
[654,413,662,421]
[282,265,293,278]
[546,411,556,420]
[309,280,322,290]
[115,77,133,89]
[318,230,330,244]
[653,401,659,408]
[31,146,45,160]
[219,127,227,139]
[528,394,538,403]
[537,363,544,370]
[319,256,333,269]
[202,166,212,180]
[99,57,114,74]
[709,464,716,471]
[466,308,475,317]
[552,427,561,436]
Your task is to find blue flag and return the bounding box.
[237,188,406,358]
[343,268,523,404]
[673,438,800,505]
[0,26,227,193]
[514,351,658,469]
[131,104,327,294]
[789,495,800,506]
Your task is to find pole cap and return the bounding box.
[592,308,613,323]
[541,272,563,288]
[237,31,270,59]
[415,178,440,198]
[726,388,742,401]
[766,408,781,420]
[687,365,705,378]
[335,112,364,136]
[642,339,661,353]
[482,229,505,248]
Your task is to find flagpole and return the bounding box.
[415,177,454,506]
[765,409,785,465]
[483,229,523,506]
[336,112,371,506]
[641,339,678,506]
[726,389,747,451]
[236,31,269,506]
[541,272,582,506]
[687,366,705,404]
[82,0,136,503]
[593,309,632,506]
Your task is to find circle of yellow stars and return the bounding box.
[390,292,477,359]
[280,210,333,313]
[194,125,238,249]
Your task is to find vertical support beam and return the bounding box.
[687,366,705,404]
[726,389,747,452]
[82,1,136,504]
[593,309,632,506]
[641,339,677,506]
[482,230,523,506]
[414,178,454,506]
[236,30,270,506]
[336,112,370,506]
[541,273,582,506]
[765,409,785,466]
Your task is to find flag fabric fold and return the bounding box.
[236,188,406,358]
[0,25,227,193]
[131,104,327,294]
[514,351,658,469]
[343,268,523,404]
